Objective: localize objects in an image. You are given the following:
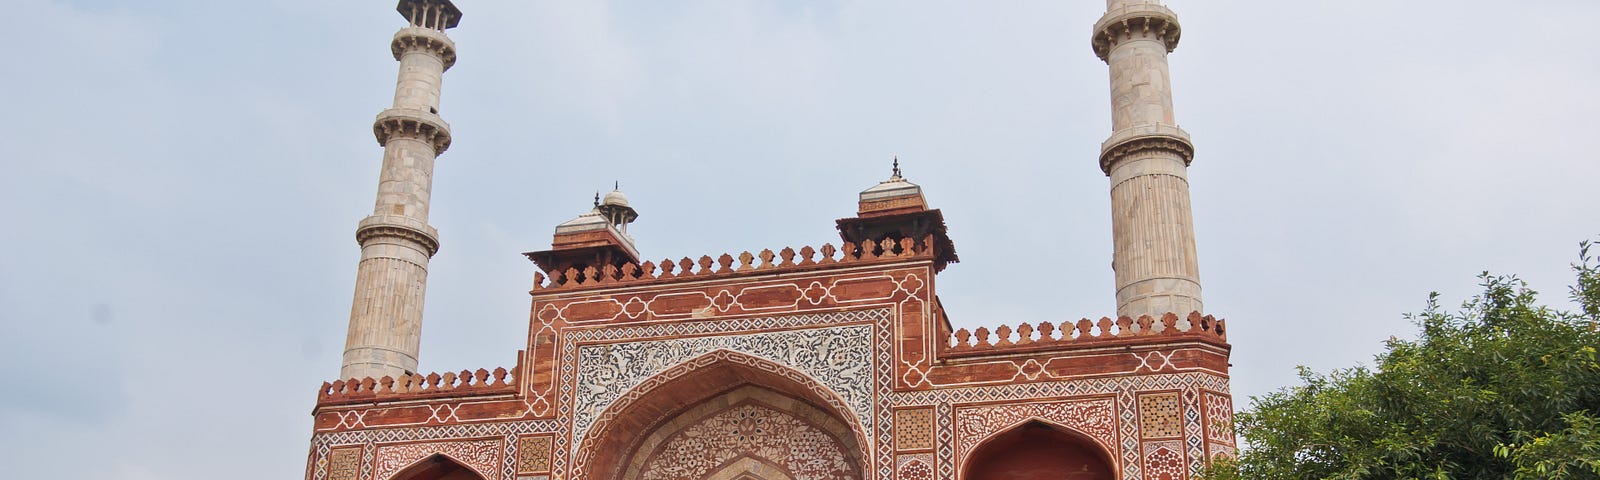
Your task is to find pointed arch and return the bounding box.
[576,349,869,480]
[704,456,798,480]
[387,453,488,480]
[963,420,1115,480]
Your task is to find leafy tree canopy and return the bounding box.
[1208,241,1600,479]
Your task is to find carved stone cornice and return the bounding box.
[373,108,452,153]
[356,215,441,257]
[1091,4,1182,62]
[1099,123,1194,174]
[390,26,457,70]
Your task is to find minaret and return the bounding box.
[341,0,462,381]
[1092,0,1202,319]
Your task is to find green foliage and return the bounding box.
[1494,411,1600,479]
[1207,240,1600,479]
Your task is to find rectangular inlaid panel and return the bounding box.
[1142,439,1186,480]
[1202,391,1235,445]
[895,452,935,480]
[516,435,553,474]
[895,407,935,451]
[1138,391,1182,439]
[326,447,362,480]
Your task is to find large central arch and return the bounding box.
[578,351,869,480]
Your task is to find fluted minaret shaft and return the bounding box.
[342,0,461,381]
[1093,0,1202,319]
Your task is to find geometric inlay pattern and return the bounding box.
[1138,392,1182,439]
[326,447,361,480]
[1208,442,1237,460]
[374,439,503,480]
[953,398,1118,464]
[1142,440,1186,480]
[895,453,935,480]
[895,408,935,451]
[516,435,552,474]
[1202,391,1235,445]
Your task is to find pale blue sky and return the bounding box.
[3,1,1598,478]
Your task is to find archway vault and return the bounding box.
[578,350,870,480]
[388,453,488,480]
[963,420,1116,480]
[706,457,797,480]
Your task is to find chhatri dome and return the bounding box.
[601,186,629,208]
[524,185,642,279]
[856,157,926,216]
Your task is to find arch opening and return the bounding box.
[581,351,867,480]
[964,420,1115,480]
[705,456,798,480]
[388,454,487,480]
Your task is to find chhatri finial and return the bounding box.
[593,191,600,207]
[614,180,619,191]
[892,156,902,179]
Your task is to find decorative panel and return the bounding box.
[895,408,935,451]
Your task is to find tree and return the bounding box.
[1207,241,1600,479]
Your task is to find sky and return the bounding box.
[2,0,1597,478]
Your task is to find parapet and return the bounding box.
[316,353,521,407]
[944,312,1226,357]
[532,235,937,293]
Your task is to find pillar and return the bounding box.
[1093,0,1203,319]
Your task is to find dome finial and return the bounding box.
[892,155,901,179]
[593,191,600,207]
[614,180,619,191]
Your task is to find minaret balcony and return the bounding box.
[372,108,453,153]
[356,214,440,257]
[1091,3,1182,61]
[1098,123,1193,174]
[390,26,457,69]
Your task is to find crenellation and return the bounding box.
[531,235,938,291]
[319,353,519,406]
[945,312,1227,355]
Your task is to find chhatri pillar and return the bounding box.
[341,0,462,381]
[1093,0,1203,319]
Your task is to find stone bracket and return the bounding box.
[374,108,453,153]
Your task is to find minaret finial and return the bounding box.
[892,156,901,179]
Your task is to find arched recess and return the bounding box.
[963,420,1116,480]
[704,454,797,480]
[579,350,869,480]
[388,454,488,480]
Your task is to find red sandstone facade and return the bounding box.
[307,183,1235,480]
[309,2,1233,479]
